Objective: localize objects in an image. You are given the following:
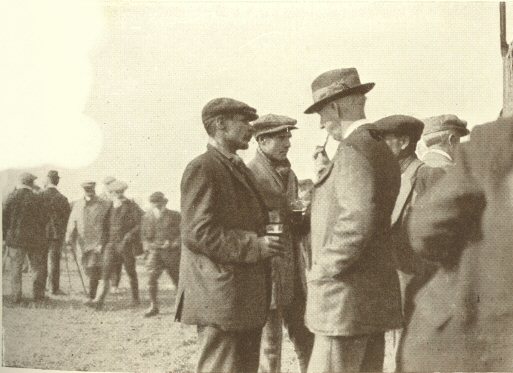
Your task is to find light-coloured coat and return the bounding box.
[306,125,402,336]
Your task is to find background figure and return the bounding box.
[66,182,111,301]
[399,117,513,371]
[141,191,181,317]
[99,176,123,294]
[420,114,469,168]
[176,98,285,373]
[303,68,402,372]
[41,170,71,295]
[248,114,313,373]
[92,180,143,308]
[3,173,48,302]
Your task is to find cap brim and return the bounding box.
[304,82,375,114]
[254,125,297,138]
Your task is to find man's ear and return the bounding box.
[448,134,456,146]
[214,115,225,131]
[400,135,411,150]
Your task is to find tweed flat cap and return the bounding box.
[47,170,60,179]
[202,97,258,124]
[108,180,128,192]
[374,115,424,143]
[81,181,96,189]
[19,172,37,185]
[149,191,168,203]
[422,114,469,137]
[305,68,375,114]
[252,114,297,138]
[103,176,116,185]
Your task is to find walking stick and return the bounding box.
[68,245,88,296]
[63,246,73,294]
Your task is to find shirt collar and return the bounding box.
[343,118,371,139]
[17,185,33,191]
[424,148,453,162]
[208,138,245,166]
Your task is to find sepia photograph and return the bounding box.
[2,1,513,372]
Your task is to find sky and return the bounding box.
[2,1,513,210]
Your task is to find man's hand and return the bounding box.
[258,236,286,260]
[161,240,170,249]
[313,146,331,176]
[93,245,102,254]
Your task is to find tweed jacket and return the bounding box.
[176,144,271,331]
[305,125,402,336]
[66,196,111,254]
[248,149,300,308]
[3,187,46,250]
[141,208,181,251]
[422,149,454,168]
[401,118,513,371]
[40,187,71,242]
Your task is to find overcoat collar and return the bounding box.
[391,156,423,226]
[254,148,289,191]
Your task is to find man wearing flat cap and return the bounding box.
[92,180,143,308]
[177,98,286,373]
[421,114,469,168]
[3,172,48,302]
[40,170,71,296]
[141,191,181,317]
[247,114,313,373]
[303,68,402,372]
[66,181,111,301]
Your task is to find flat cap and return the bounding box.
[47,170,60,179]
[19,172,37,185]
[103,176,116,185]
[108,180,128,192]
[149,191,168,203]
[422,114,469,137]
[252,114,297,138]
[202,97,258,125]
[81,181,96,189]
[374,115,424,143]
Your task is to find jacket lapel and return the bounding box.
[391,158,423,226]
[254,150,286,191]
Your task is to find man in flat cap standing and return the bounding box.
[141,191,181,317]
[92,180,143,308]
[248,114,313,373]
[3,172,48,302]
[66,182,111,302]
[421,114,469,168]
[41,170,71,296]
[303,68,402,372]
[177,98,285,373]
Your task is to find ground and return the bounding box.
[2,255,396,372]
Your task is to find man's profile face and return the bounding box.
[222,114,253,151]
[259,132,292,161]
[318,103,343,141]
[151,201,166,210]
[84,188,95,198]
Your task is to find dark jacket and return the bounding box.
[305,125,403,336]
[400,118,513,371]
[3,187,46,250]
[105,199,143,256]
[40,187,71,242]
[141,209,181,251]
[176,144,270,331]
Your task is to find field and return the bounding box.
[2,255,395,372]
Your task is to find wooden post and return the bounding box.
[500,2,513,117]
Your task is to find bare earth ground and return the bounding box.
[2,256,395,372]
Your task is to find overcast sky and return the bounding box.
[2,1,513,209]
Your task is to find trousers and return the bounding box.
[146,248,180,304]
[196,325,262,373]
[46,240,63,293]
[307,333,385,373]
[9,246,47,301]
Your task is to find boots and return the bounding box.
[144,283,159,317]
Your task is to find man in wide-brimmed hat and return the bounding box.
[421,114,469,168]
[3,172,48,302]
[176,98,286,373]
[303,68,402,372]
[248,114,314,373]
[141,191,181,317]
[40,170,71,296]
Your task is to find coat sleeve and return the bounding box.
[408,144,486,266]
[317,146,377,277]
[65,204,78,244]
[2,192,14,238]
[181,160,263,264]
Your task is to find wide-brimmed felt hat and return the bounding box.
[252,114,297,138]
[422,114,469,137]
[19,172,37,185]
[202,97,258,125]
[374,115,424,144]
[305,68,375,114]
[149,191,168,203]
